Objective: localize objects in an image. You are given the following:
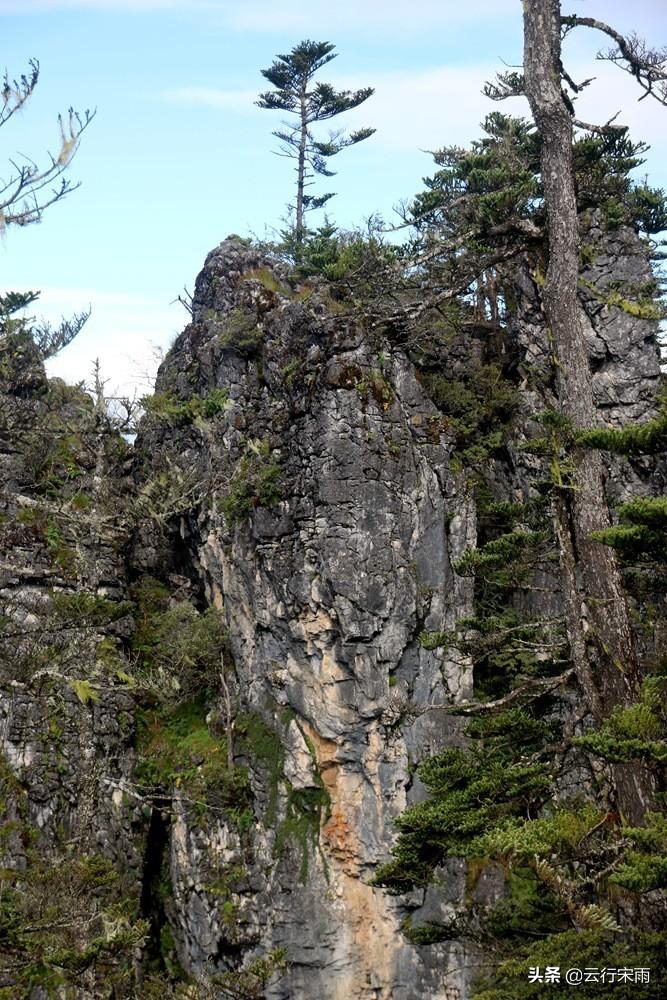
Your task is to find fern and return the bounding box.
[68,678,100,705]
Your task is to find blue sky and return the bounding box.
[2,0,666,394]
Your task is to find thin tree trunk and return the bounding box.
[523,0,651,822]
[295,87,307,247]
[220,659,234,771]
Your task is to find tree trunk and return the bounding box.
[295,87,308,247]
[523,0,652,822]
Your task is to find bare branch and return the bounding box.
[447,668,576,716]
[564,15,667,105]
[0,90,95,231]
[572,111,625,134]
[562,67,595,95]
[0,59,39,128]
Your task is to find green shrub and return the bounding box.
[142,387,229,426]
[610,813,667,892]
[578,409,667,455]
[0,850,145,996]
[371,710,553,892]
[420,362,519,466]
[219,441,284,526]
[472,930,666,1000]
[216,306,264,355]
[573,676,667,765]
[136,698,251,812]
[129,578,227,702]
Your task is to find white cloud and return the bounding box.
[156,66,504,150]
[227,0,516,32]
[159,87,258,111]
[160,57,666,163]
[340,66,509,151]
[0,0,516,28]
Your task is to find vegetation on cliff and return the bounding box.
[1,3,667,998]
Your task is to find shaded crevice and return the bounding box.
[139,799,172,969]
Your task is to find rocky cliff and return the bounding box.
[0,227,663,998]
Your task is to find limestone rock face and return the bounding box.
[0,337,136,848]
[0,343,145,999]
[510,214,662,428]
[134,239,478,998]
[0,227,663,999]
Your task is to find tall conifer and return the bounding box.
[257,40,375,247]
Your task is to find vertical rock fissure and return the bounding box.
[139,798,173,970]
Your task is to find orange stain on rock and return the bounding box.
[298,717,402,997]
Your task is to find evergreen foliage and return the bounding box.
[409,113,542,237]
[3,13,667,999]
[0,843,146,996]
[446,493,563,699]
[420,361,520,467]
[373,76,667,998]
[371,709,554,891]
[129,577,228,703]
[219,439,284,526]
[472,930,666,1000]
[591,497,667,564]
[398,112,667,331]
[573,672,667,765]
[257,40,375,245]
[0,290,89,361]
[579,408,667,455]
[142,387,230,426]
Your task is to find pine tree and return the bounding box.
[373,3,667,985]
[521,0,667,823]
[257,40,375,248]
[0,291,90,361]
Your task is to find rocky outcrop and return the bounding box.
[0,335,137,857]
[0,223,663,999]
[133,240,479,998]
[0,336,146,998]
